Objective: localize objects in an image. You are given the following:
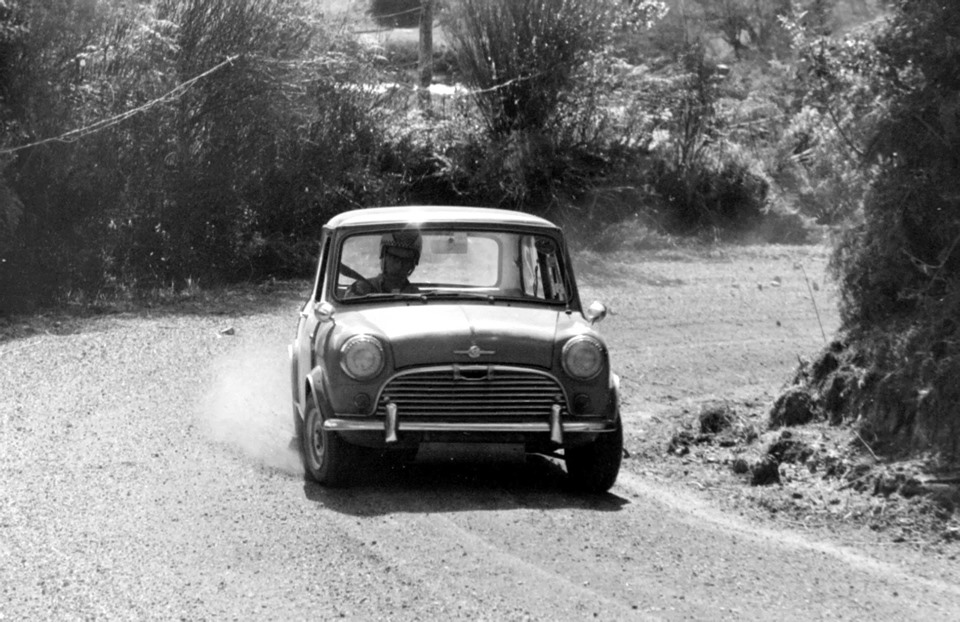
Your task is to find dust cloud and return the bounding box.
[196,340,302,474]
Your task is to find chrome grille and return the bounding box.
[376,365,566,419]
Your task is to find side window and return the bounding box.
[520,235,567,301]
[313,236,330,301]
[540,239,567,301]
[521,236,542,297]
[336,234,381,296]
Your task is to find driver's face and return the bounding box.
[382,251,416,279]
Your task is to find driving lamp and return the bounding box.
[340,335,385,380]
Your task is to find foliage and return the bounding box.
[0,0,894,312]
[444,0,666,136]
[639,44,770,231]
[821,0,960,457]
[774,11,887,225]
[372,0,667,221]
[702,0,796,58]
[832,0,960,327]
[0,0,404,311]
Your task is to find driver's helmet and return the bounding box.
[380,230,422,264]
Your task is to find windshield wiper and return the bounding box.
[416,291,497,304]
[346,292,423,301]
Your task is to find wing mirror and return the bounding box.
[584,300,607,325]
[314,301,335,323]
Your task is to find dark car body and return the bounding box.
[290,206,622,490]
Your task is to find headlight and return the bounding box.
[340,335,385,380]
[562,336,604,380]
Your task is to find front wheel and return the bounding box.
[300,395,356,487]
[565,417,623,493]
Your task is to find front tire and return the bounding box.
[565,417,623,493]
[300,395,356,487]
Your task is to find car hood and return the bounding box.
[342,304,567,368]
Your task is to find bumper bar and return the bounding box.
[322,417,612,435]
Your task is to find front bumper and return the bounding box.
[323,402,615,446]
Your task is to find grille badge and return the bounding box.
[454,344,495,359]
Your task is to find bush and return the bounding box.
[0,0,400,310]
[789,0,960,458]
[445,0,666,135]
[653,157,768,232]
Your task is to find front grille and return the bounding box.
[376,365,566,419]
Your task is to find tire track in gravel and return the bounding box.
[302,479,647,620]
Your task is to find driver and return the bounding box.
[346,230,422,297]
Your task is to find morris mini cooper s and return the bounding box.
[289,206,622,492]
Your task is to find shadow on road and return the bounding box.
[302,454,629,517]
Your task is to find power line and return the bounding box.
[0,55,239,156]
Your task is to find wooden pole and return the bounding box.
[418,0,434,111]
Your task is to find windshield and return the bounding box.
[333,229,569,303]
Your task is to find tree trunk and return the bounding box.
[418,0,433,110]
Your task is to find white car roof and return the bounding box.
[325,206,559,230]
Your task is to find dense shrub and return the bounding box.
[653,157,768,231]
[773,14,887,225]
[820,0,960,457]
[445,0,666,136]
[0,0,122,308]
[387,0,667,221]
[0,0,400,310]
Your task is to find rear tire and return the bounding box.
[300,395,356,487]
[565,417,623,493]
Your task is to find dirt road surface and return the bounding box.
[3,245,960,620]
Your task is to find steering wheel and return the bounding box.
[340,264,373,295]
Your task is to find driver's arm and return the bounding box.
[345,277,376,298]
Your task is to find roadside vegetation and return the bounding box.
[4,0,960,477]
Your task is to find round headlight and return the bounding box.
[340,335,384,380]
[562,336,604,380]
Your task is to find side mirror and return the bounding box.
[584,300,607,325]
[314,301,335,323]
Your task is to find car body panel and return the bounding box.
[335,304,560,369]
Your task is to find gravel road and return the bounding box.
[3,248,960,620]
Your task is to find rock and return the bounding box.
[667,430,695,456]
[899,476,926,498]
[751,456,781,486]
[731,457,750,474]
[767,435,815,464]
[698,403,736,434]
[769,386,819,427]
[925,483,960,513]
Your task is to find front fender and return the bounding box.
[289,343,299,406]
[609,371,621,420]
[305,366,336,420]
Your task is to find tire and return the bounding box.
[565,417,623,493]
[300,394,356,487]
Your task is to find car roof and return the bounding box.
[325,206,559,230]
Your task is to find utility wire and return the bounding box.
[0,55,239,156]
